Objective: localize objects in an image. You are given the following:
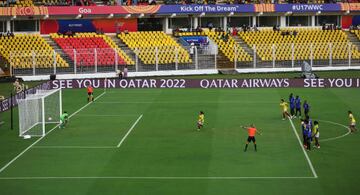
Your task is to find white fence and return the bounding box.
[8,42,360,76]
[9,46,217,76]
[234,42,360,69]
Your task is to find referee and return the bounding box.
[241,124,262,152]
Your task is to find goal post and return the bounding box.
[18,88,62,137]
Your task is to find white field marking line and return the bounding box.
[32,146,117,149]
[20,122,40,136]
[117,115,143,148]
[288,118,318,179]
[0,91,107,174]
[96,101,274,104]
[0,176,316,180]
[316,119,351,142]
[76,114,139,117]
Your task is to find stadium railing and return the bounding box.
[234,42,360,69]
[9,46,217,75]
[10,43,360,75]
[8,42,360,76]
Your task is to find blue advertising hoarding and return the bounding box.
[58,20,96,33]
[275,4,341,12]
[158,4,255,14]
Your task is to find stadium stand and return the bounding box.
[178,31,252,63]
[238,28,360,61]
[2,0,34,6]
[0,34,68,69]
[33,0,70,6]
[118,31,192,65]
[50,32,134,66]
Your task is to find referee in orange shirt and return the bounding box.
[87,84,94,102]
[241,124,262,152]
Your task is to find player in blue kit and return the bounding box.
[303,100,310,118]
[295,96,301,118]
[306,115,313,130]
[289,93,295,118]
[304,120,312,151]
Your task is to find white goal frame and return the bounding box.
[18,88,62,137]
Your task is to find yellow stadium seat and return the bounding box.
[0,34,69,69]
[118,31,191,65]
[238,29,360,61]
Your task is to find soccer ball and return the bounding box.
[48,117,52,121]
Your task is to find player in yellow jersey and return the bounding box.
[197,111,205,131]
[280,99,292,120]
[348,111,357,133]
[312,121,320,149]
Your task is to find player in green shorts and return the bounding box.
[59,111,69,129]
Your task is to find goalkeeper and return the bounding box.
[59,111,69,129]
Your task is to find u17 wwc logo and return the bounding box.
[291,4,323,11]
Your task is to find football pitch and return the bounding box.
[0,87,359,194]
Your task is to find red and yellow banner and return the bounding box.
[0,6,48,16]
[340,3,360,11]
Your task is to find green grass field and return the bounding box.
[0,87,359,194]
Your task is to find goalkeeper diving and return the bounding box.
[59,111,69,129]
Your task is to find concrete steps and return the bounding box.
[345,31,360,49]
[172,35,217,69]
[216,53,233,69]
[43,36,74,66]
[233,36,261,62]
[109,35,137,60]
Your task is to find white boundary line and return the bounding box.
[76,114,139,117]
[96,101,274,104]
[316,119,351,142]
[288,118,318,178]
[0,91,107,174]
[117,115,143,148]
[32,146,116,149]
[20,122,40,137]
[0,176,316,180]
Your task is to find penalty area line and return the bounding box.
[288,118,318,179]
[0,176,316,180]
[117,114,143,148]
[32,146,117,149]
[0,91,107,175]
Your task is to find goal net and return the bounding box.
[18,88,62,137]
